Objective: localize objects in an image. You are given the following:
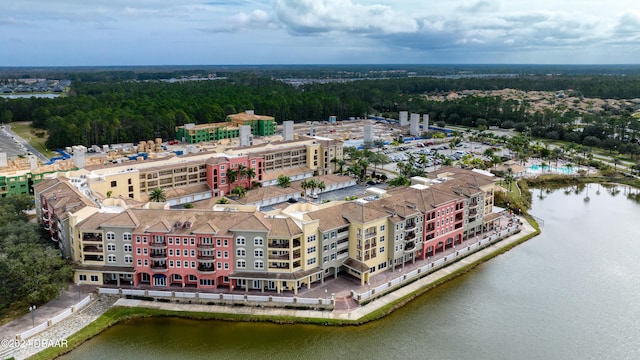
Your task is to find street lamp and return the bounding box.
[29,305,36,328]
[77,281,82,302]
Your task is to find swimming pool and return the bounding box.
[527,164,576,174]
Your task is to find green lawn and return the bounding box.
[9,121,55,158]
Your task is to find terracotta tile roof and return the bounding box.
[263,217,302,237]
[306,206,349,232]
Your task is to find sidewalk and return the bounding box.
[0,215,537,359]
[0,285,87,342]
[114,216,537,321]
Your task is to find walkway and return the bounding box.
[114,216,536,321]
[0,215,537,359]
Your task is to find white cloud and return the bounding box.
[272,0,419,35]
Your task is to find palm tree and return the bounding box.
[216,197,229,204]
[277,175,291,188]
[231,185,247,198]
[337,159,347,174]
[245,167,256,189]
[317,181,326,201]
[226,168,239,185]
[149,188,166,202]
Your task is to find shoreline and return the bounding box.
[29,215,540,360]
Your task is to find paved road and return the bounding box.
[1,124,49,163]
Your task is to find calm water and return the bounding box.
[0,93,60,99]
[62,184,640,360]
[527,164,576,174]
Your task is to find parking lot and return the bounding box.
[377,138,511,174]
[0,125,29,159]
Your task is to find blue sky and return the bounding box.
[1,0,639,66]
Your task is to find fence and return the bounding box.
[98,288,334,308]
[351,225,521,303]
[16,294,92,341]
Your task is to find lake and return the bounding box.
[61,184,640,360]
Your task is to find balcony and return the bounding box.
[83,245,103,253]
[149,252,167,260]
[149,241,167,249]
[268,242,290,249]
[196,243,215,250]
[82,234,103,242]
[150,264,168,272]
[404,242,416,252]
[84,254,103,262]
[269,263,290,270]
[405,221,417,230]
[42,213,50,221]
[405,232,416,241]
[269,253,290,261]
[358,232,377,240]
[197,255,215,262]
[44,223,50,231]
[197,265,216,274]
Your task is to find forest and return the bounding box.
[1,69,640,154]
[0,195,73,318]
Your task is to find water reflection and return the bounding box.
[61,185,640,360]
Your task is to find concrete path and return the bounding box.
[0,216,537,359]
[114,217,537,321]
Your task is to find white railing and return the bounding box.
[100,288,334,307]
[16,295,92,341]
[354,226,520,302]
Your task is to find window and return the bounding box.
[107,255,116,263]
[110,180,117,187]
[323,256,328,263]
[254,237,263,246]
[190,249,195,257]
[323,233,329,241]
[136,248,141,255]
[169,260,174,267]
[224,263,229,270]
[79,274,87,281]
[380,225,385,231]
[106,232,115,240]
[224,240,228,246]
[177,260,181,268]
[176,249,181,256]
[107,243,116,252]
[237,260,246,269]
[254,249,263,257]
[380,246,385,253]
[191,261,196,268]
[124,255,133,264]
[183,238,188,245]
[217,250,222,258]
[236,249,246,257]
[255,260,264,269]
[90,275,98,282]
[307,258,316,265]
[169,249,173,256]
[144,259,148,266]
[124,244,132,252]
[137,259,142,266]
[380,236,385,243]
[216,239,221,246]
[224,251,229,258]
[190,238,195,245]
[136,236,141,243]
[236,237,246,245]
[123,233,132,241]
[323,244,329,251]
[217,262,222,269]
[307,246,316,254]
[307,235,316,243]
[168,238,173,245]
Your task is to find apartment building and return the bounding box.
[36,167,499,292]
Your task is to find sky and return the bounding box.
[1,0,640,66]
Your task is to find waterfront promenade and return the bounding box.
[0,215,536,360]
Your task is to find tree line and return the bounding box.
[1,72,640,152]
